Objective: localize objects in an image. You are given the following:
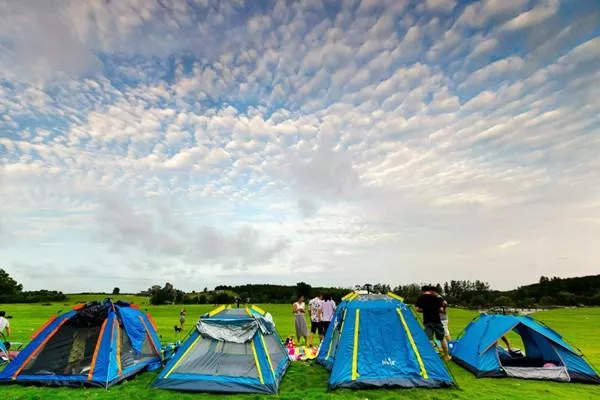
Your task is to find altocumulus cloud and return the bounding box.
[1,0,600,292]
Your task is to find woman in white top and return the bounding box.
[292,295,308,345]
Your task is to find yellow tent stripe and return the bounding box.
[115,322,122,376]
[244,306,252,316]
[251,340,265,384]
[251,305,266,316]
[259,334,275,378]
[387,292,404,302]
[207,304,226,317]
[342,292,356,301]
[396,308,428,379]
[164,335,201,379]
[351,309,360,380]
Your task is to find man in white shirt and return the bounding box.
[0,311,10,339]
[308,293,323,346]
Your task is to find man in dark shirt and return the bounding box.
[416,286,451,361]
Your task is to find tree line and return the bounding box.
[0,269,66,303]
[142,275,600,308]
[2,267,599,308]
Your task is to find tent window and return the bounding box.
[263,334,286,372]
[326,311,346,361]
[120,324,158,370]
[21,325,101,376]
[172,338,259,378]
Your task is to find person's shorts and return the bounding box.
[310,320,323,335]
[441,320,450,337]
[425,322,445,341]
[321,321,331,334]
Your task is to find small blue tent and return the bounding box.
[317,293,455,390]
[153,305,290,394]
[451,314,600,383]
[0,299,162,387]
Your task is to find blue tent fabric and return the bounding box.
[0,300,162,388]
[317,294,455,390]
[153,306,290,394]
[451,314,600,384]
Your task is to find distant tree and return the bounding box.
[211,292,234,304]
[112,287,120,295]
[203,287,208,293]
[0,269,23,295]
[443,282,450,296]
[493,295,513,307]
[590,293,600,306]
[198,294,208,304]
[470,295,487,308]
[539,296,555,306]
[148,282,186,305]
[296,282,312,298]
[555,291,577,306]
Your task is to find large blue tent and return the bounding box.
[0,299,162,387]
[451,314,600,383]
[317,293,455,390]
[153,305,289,394]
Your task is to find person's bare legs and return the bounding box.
[441,338,451,361]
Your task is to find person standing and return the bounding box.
[292,295,308,345]
[320,294,336,339]
[308,293,323,346]
[179,308,186,330]
[0,311,10,339]
[416,286,451,361]
[433,289,451,342]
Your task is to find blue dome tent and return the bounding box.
[153,305,290,394]
[450,314,600,383]
[317,293,455,390]
[0,299,162,387]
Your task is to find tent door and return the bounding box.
[503,366,570,382]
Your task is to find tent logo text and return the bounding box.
[381,357,396,366]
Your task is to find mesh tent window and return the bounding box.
[119,322,159,371]
[262,334,285,372]
[21,325,102,376]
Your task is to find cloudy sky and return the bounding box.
[1,0,599,293]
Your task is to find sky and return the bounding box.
[1,0,600,293]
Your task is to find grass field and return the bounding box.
[1,296,599,400]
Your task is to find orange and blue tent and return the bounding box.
[0,299,161,387]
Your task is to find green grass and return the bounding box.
[1,297,599,399]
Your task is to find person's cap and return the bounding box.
[0,311,5,317]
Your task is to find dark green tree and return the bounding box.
[0,269,23,295]
[295,282,312,299]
